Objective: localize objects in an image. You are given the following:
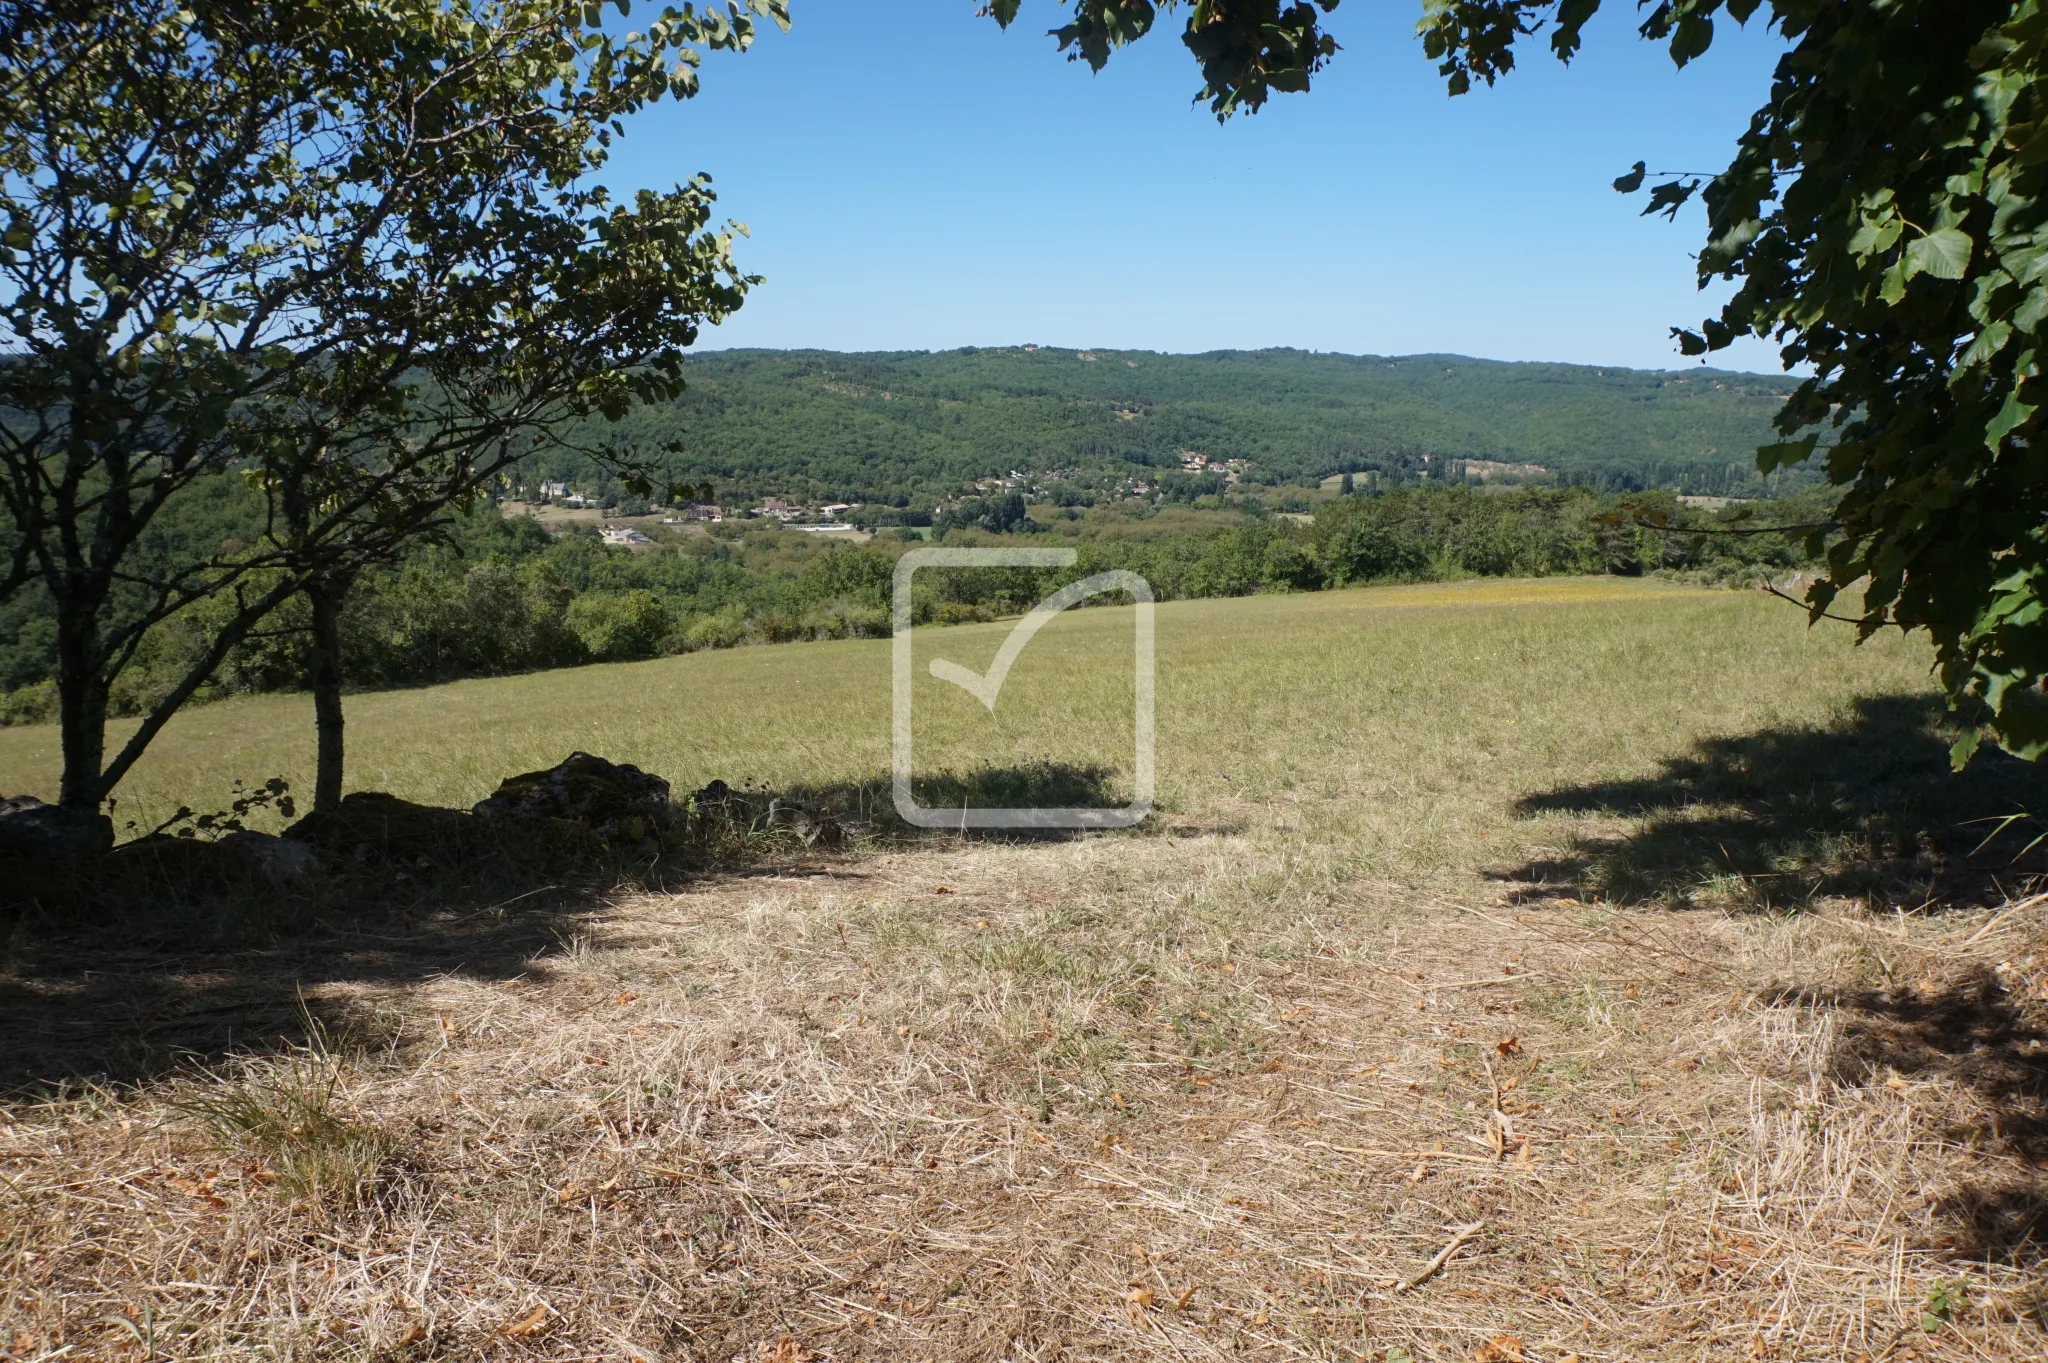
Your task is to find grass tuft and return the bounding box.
[173,1026,400,1211]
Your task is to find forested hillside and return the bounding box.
[538,347,1809,506]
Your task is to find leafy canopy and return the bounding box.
[0,0,784,806]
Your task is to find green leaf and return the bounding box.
[1669,14,1715,67]
[1848,214,1901,260]
[1985,389,2035,449]
[1905,227,1973,281]
[1757,435,1819,472]
[2014,287,2048,333]
[1958,320,2012,369]
[1880,259,1910,304]
[1553,0,1600,60]
[1643,178,1699,220]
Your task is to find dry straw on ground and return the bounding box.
[2,579,2044,1360]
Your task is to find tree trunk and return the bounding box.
[54,610,106,811]
[306,579,348,815]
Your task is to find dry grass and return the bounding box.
[3,577,2045,1360]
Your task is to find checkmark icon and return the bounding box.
[927,577,1099,712]
[891,547,1155,829]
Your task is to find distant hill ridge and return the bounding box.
[564,346,1807,505]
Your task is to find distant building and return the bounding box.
[600,525,651,546]
[820,502,860,519]
[539,480,569,499]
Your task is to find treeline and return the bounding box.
[536,346,1816,510]
[0,485,1826,725]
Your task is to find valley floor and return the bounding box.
[2,578,2045,1360]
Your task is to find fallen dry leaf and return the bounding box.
[757,1338,815,1363]
[1471,1334,1527,1363]
[932,885,953,894]
[165,1175,226,1209]
[1125,1287,1156,1309]
[1495,1035,1523,1058]
[498,1303,550,1337]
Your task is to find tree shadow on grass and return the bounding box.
[1776,967,2048,1273]
[1495,694,2048,911]
[0,761,1136,1096]
[803,759,1134,841]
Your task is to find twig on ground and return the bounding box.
[1391,1220,1485,1294]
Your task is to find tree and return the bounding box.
[0,0,783,813]
[991,0,2048,764]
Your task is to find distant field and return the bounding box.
[0,576,1935,853]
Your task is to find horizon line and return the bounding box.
[683,342,1793,380]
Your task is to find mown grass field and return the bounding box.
[0,575,1940,851]
[4,576,2047,1363]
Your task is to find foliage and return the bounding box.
[985,0,1342,118]
[0,0,779,807]
[565,346,1811,511]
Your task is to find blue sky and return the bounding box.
[602,2,1792,374]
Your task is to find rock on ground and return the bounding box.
[0,795,113,861]
[471,752,670,829]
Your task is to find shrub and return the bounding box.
[675,606,747,651]
[565,589,668,660]
[0,680,54,726]
[748,613,805,644]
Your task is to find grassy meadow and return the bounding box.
[5,577,2047,1363]
[0,575,1945,867]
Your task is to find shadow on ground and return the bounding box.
[0,761,1132,1097]
[756,759,1130,843]
[1497,694,2048,911]
[1780,967,2048,1270]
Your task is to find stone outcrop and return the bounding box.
[217,830,323,886]
[283,791,478,861]
[0,794,113,861]
[471,752,670,830]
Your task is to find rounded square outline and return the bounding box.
[892,546,1154,828]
